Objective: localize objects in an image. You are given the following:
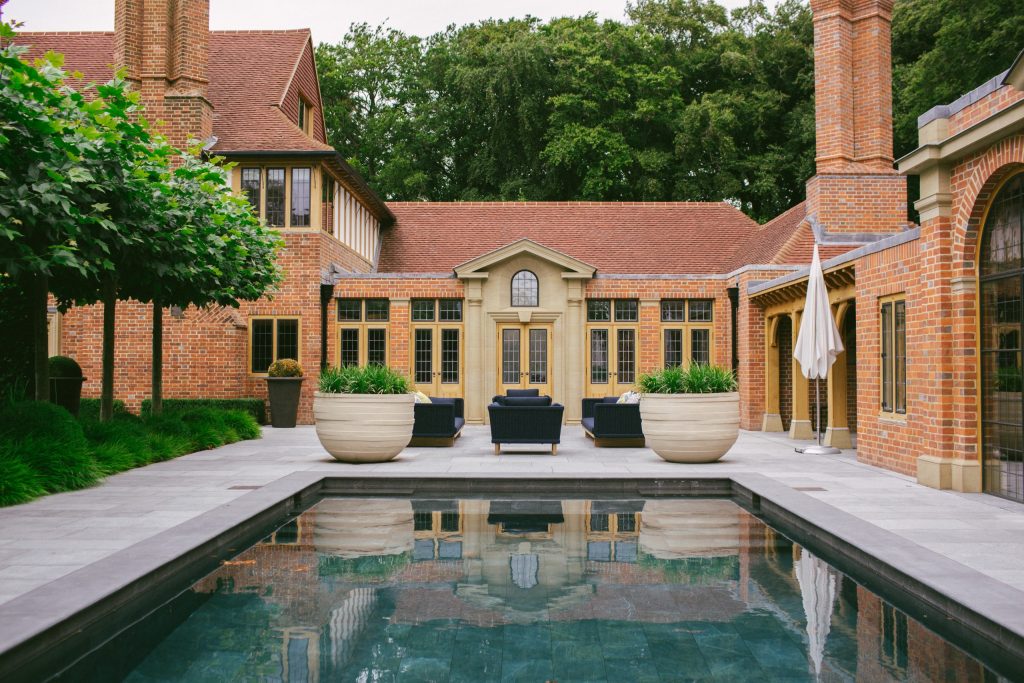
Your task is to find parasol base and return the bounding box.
[796,445,843,455]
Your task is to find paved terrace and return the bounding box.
[0,425,1022,607]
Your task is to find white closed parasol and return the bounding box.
[793,243,844,455]
[796,547,837,678]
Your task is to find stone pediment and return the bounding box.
[452,239,596,280]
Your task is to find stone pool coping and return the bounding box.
[0,472,1022,681]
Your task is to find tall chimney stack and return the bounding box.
[806,0,906,233]
[114,0,212,149]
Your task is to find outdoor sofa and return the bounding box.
[409,397,465,447]
[581,397,644,447]
[487,394,564,455]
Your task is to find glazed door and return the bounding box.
[497,323,553,398]
[585,325,638,397]
[411,325,463,398]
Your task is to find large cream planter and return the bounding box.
[313,392,415,463]
[640,392,740,463]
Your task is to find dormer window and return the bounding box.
[298,97,312,136]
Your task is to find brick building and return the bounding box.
[19,0,1024,502]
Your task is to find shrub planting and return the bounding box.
[0,401,262,507]
[141,398,266,424]
[268,359,303,377]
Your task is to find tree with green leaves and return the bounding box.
[132,150,282,416]
[0,29,123,402]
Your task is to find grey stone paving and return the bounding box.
[0,425,1022,606]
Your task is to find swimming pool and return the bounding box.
[55,496,1010,682]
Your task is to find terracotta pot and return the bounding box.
[313,392,415,463]
[266,377,304,428]
[639,392,739,463]
[49,376,85,417]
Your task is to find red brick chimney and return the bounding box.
[114,0,212,150]
[806,0,907,233]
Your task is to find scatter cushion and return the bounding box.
[413,391,432,404]
[620,391,641,404]
[502,396,552,407]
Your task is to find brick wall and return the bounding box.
[947,86,1024,137]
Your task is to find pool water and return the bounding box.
[106,498,1001,682]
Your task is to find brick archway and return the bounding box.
[952,136,1024,269]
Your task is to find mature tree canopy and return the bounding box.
[316,0,1024,223]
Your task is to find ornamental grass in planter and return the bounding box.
[266,359,304,428]
[314,365,414,463]
[637,364,739,463]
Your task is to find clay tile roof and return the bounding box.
[378,202,764,274]
[16,29,332,153]
[207,30,332,153]
[729,201,858,269]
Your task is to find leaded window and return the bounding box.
[439,299,463,321]
[290,167,311,227]
[689,299,713,322]
[337,299,361,321]
[441,329,460,384]
[664,329,683,368]
[339,328,359,367]
[511,270,539,307]
[412,299,435,321]
[414,329,433,383]
[587,299,611,322]
[265,168,285,226]
[614,299,639,322]
[690,328,710,365]
[241,168,261,214]
[661,300,686,322]
[367,329,387,366]
[250,317,299,374]
[365,299,389,322]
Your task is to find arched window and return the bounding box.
[980,172,1024,502]
[511,270,539,307]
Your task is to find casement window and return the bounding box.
[660,299,714,367]
[511,270,539,307]
[298,97,312,136]
[241,168,261,214]
[586,299,639,392]
[411,299,463,323]
[265,168,286,226]
[336,298,389,367]
[249,317,300,374]
[290,167,311,227]
[586,299,637,322]
[880,296,907,415]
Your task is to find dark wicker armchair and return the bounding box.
[581,397,644,447]
[487,396,564,455]
[410,398,465,447]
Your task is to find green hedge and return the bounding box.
[0,401,262,507]
[78,398,128,421]
[141,398,266,424]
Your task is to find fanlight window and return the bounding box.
[511,270,539,307]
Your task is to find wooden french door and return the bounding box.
[411,324,463,398]
[585,324,638,397]
[497,323,553,398]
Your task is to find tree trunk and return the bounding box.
[151,298,163,416]
[100,277,117,422]
[30,273,50,402]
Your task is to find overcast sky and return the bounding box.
[6,0,773,44]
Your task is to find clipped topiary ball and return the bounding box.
[268,358,303,378]
[48,355,83,378]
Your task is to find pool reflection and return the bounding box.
[124,498,998,682]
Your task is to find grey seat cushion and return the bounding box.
[581,417,596,433]
[453,417,465,432]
